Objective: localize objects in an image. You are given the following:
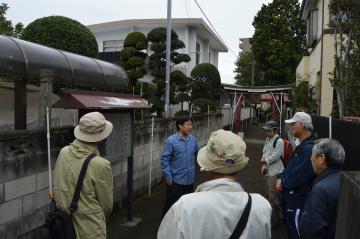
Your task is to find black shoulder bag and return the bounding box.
[229,193,252,239]
[46,153,96,239]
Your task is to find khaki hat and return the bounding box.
[285,112,312,124]
[74,112,113,143]
[197,129,249,174]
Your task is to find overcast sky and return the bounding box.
[5,0,273,84]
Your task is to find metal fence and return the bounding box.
[312,115,360,171]
[98,52,121,64]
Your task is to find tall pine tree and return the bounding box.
[251,0,306,85]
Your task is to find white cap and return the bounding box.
[285,112,312,124]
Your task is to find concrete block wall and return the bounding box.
[0,114,223,238]
[131,114,222,199]
[0,127,74,238]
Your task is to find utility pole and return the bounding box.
[164,0,172,118]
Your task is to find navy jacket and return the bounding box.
[279,134,316,209]
[299,168,342,239]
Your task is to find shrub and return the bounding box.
[124,32,148,50]
[22,16,98,58]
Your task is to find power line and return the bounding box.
[184,0,191,25]
[186,0,193,18]
[193,0,238,57]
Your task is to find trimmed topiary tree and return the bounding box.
[147,27,190,116]
[119,32,148,91]
[190,63,221,113]
[22,16,98,58]
[191,63,221,99]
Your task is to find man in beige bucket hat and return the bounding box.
[158,129,271,239]
[54,112,113,239]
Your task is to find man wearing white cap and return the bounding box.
[276,112,316,239]
[54,112,113,239]
[158,129,271,239]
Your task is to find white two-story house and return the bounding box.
[88,18,228,77]
[296,0,335,116]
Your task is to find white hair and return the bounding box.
[303,122,313,131]
[313,138,345,167]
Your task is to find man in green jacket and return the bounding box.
[54,112,113,239]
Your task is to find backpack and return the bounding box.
[273,137,293,167]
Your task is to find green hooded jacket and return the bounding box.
[54,139,113,239]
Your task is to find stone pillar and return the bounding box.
[39,69,53,130]
[15,77,27,130]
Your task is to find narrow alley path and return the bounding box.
[108,125,287,239]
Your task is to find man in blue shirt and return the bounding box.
[161,116,199,216]
[276,112,316,239]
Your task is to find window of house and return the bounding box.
[103,40,124,52]
[307,9,319,46]
[196,42,201,65]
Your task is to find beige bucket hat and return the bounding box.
[197,129,249,174]
[74,112,113,143]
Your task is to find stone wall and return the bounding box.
[0,127,74,238]
[0,114,222,238]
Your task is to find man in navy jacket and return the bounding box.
[299,138,345,239]
[276,112,316,239]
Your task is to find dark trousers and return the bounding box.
[162,182,194,217]
[284,207,302,239]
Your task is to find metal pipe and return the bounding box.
[232,93,243,132]
[15,78,27,130]
[127,110,135,221]
[148,116,155,197]
[280,92,283,135]
[329,116,332,138]
[231,91,237,131]
[207,105,210,135]
[270,92,280,112]
[46,107,54,199]
[164,0,172,118]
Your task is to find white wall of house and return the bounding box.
[89,19,226,78]
[296,0,335,116]
[321,34,335,116]
[88,19,227,117]
[296,56,310,81]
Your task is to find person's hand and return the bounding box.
[261,164,268,175]
[166,181,172,187]
[276,179,283,192]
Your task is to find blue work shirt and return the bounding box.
[161,133,199,185]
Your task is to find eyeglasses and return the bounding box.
[290,122,302,128]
